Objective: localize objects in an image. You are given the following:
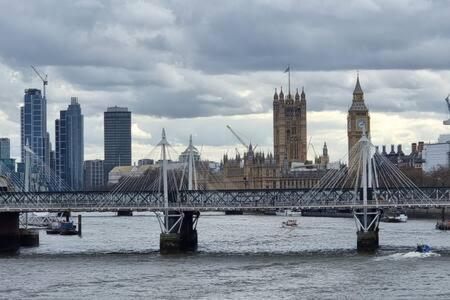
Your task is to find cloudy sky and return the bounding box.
[0,0,449,163]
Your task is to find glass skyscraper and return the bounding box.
[20,89,50,169]
[56,97,84,190]
[104,106,132,184]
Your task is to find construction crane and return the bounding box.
[30,65,48,99]
[226,125,258,151]
[444,95,450,125]
[307,137,319,161]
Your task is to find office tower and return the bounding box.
[0,138,15,172]
[55,97,84,190]
[20,89,50,168]
[104,106,132,183]
[84,159,104,190]
[0,138,10,159]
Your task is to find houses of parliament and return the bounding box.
[209,75,369,190]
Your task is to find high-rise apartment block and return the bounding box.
[55,97,84,190]
[84,159,104,190]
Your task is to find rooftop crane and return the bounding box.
[307,137,319,161]
[226,125,258,152]
[30,65,48,99]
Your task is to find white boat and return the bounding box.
[275,209,302,217]
[282,219,298,227]
[395,213,408,223]
[382,211,408,223]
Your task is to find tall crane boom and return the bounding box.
[30,65,48,98]
[226,125,248,149]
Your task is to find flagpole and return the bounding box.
[288,65,291,96]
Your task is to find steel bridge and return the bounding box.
[0,187,449,213]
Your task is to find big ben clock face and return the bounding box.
[358,118,366,130]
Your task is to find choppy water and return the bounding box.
[1,213,450,299]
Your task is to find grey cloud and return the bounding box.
[1,0,450,162]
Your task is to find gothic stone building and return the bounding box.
[215,87,327,190]
[273,87,307,166]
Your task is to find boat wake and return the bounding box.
[375,251,441,261]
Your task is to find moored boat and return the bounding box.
[46,221,62,234]
[59,221,78,235]
[46,220,78,235]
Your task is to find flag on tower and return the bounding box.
[284,65,291,95]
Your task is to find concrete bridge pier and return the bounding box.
[19,228,39,247]
[0,212,20,253]
[160,211,199,254]
[354,209,381,252]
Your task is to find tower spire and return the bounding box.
[353,72,363,95]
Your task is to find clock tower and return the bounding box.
[347,74,370,161]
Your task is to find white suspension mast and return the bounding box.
[188,135,193,191]
[24,140,31,193]
[361,126,370,228]
[24,140,32,229]
[158,129,170,229]
[361,137,368,229]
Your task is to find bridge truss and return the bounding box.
[0,187,449,213]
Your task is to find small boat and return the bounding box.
[276,209,302,217]
[46,220,78,235]
[46,221,62,234]
[282,219,298,227]
[59,221,78,235]
[382,211,408,223]
[416,244,431,253]
[436,220,450,230]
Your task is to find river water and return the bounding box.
[1,213,449,299]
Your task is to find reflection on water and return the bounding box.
[1,213,450,299]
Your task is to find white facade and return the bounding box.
[422,142,450,172]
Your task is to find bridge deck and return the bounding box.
[0,188,449,212]
[0,203,449,213]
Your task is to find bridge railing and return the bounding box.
[0,187,449,211]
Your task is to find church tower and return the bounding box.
[273,86,307,167]
[347,74,370,160]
